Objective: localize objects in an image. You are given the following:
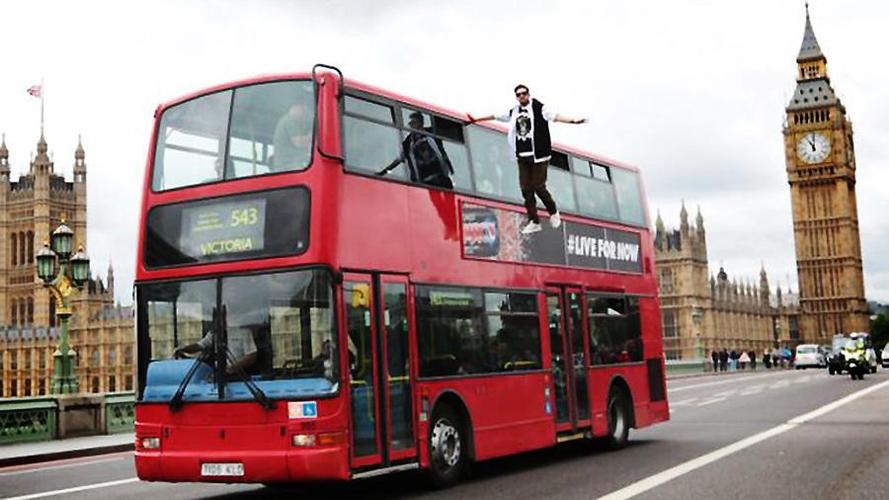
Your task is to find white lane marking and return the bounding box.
[598,378,889,500]
[739,385,764,396]
[669,398,698,407]
[712,390,736,398]
[696,397,726,407]
[669,371,800,393]
[0,456,127,477]
[2,477,139,500]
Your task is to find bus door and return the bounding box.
[343,273,416,469]
[546,286,591,433]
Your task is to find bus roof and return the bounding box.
[155,70,642,175]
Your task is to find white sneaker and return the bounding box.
[521,222,542,235]
[550,212,562,229]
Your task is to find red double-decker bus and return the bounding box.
[134,65,668,487]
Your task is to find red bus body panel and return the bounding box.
[134,72,668,483]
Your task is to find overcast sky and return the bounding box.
[2,0,887,304]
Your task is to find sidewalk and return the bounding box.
[669,367,793,381]
[0,432,134,467]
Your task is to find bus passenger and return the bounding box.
[470,85,586,234]
[377,112,454,189]
[272,102,312,171]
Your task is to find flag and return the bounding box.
[27,85,42,98]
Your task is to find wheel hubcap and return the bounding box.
[431,418,461,468]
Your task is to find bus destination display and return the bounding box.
[180,199,267,257]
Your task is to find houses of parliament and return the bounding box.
[0,133,133,397]
[655,8,869,359]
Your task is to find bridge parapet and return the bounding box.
[0,392,134,446]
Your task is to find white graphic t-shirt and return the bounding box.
[514,107,534,157]
[494,101,557,160]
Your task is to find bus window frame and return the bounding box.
[413,282,547,382]
[150,78,318,194]
[342,89,476,194]
[135,264,342,402]
[338,87,649,230]
[585,291,647,368]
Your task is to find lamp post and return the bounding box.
[36,220,90,395]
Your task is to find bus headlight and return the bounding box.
[141,437,161,450]
[292,434,316,447]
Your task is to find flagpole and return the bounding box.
[40,77,45,137]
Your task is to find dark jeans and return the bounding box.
[518,156,557,223]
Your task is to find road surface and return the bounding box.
[2,368,887,499]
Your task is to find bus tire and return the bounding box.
[427,404,466,488]
[604,389,630,450]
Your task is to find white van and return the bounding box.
[794,344,824,369]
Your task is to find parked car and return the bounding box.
[827,335,847,375]
[795,344,824,369]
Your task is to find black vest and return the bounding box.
[530,99,552,161]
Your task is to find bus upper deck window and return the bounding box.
[151,80,315,191]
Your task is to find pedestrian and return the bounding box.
[470,85,587,234]
[710,350,719,373]
[749,350,757,371]
[763,349,771,369]
[719,349,729,372]
[729,349,739,371]
[772,347,782,368]
[739,351,750,370]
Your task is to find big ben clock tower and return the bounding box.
[783,6,869,341]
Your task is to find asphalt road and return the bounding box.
[2,368,888,500]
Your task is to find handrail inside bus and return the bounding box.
[313,63,345,163]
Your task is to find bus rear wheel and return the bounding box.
[427,405,466,488]
[604,389,630,450]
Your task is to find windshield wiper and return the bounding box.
[223,347,276,410]
[169,352,210,412]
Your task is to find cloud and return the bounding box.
[1,0,887,304]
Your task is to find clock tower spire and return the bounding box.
[783,5,869,342]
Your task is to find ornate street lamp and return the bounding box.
[37,220,91,395]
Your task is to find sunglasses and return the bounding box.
[515,91,528,97]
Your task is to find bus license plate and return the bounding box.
[201,463,244,477]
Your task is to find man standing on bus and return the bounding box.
[470,85,586,234]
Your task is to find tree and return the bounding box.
[871,313,889,352]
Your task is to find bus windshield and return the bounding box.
[138,269,338,402]
[152,80,315,191]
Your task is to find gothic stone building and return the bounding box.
[0,134,134,397]
[655,204,800,360]
[783,9,869,341]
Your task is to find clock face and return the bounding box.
[796,132,831,164]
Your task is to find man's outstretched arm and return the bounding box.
[553,114,587,124]
[468,114,495,123]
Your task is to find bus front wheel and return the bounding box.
[604,389,630,450]
[427,404,466,488]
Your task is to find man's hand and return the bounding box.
[572,118,588,124]
[467,113,476,124]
